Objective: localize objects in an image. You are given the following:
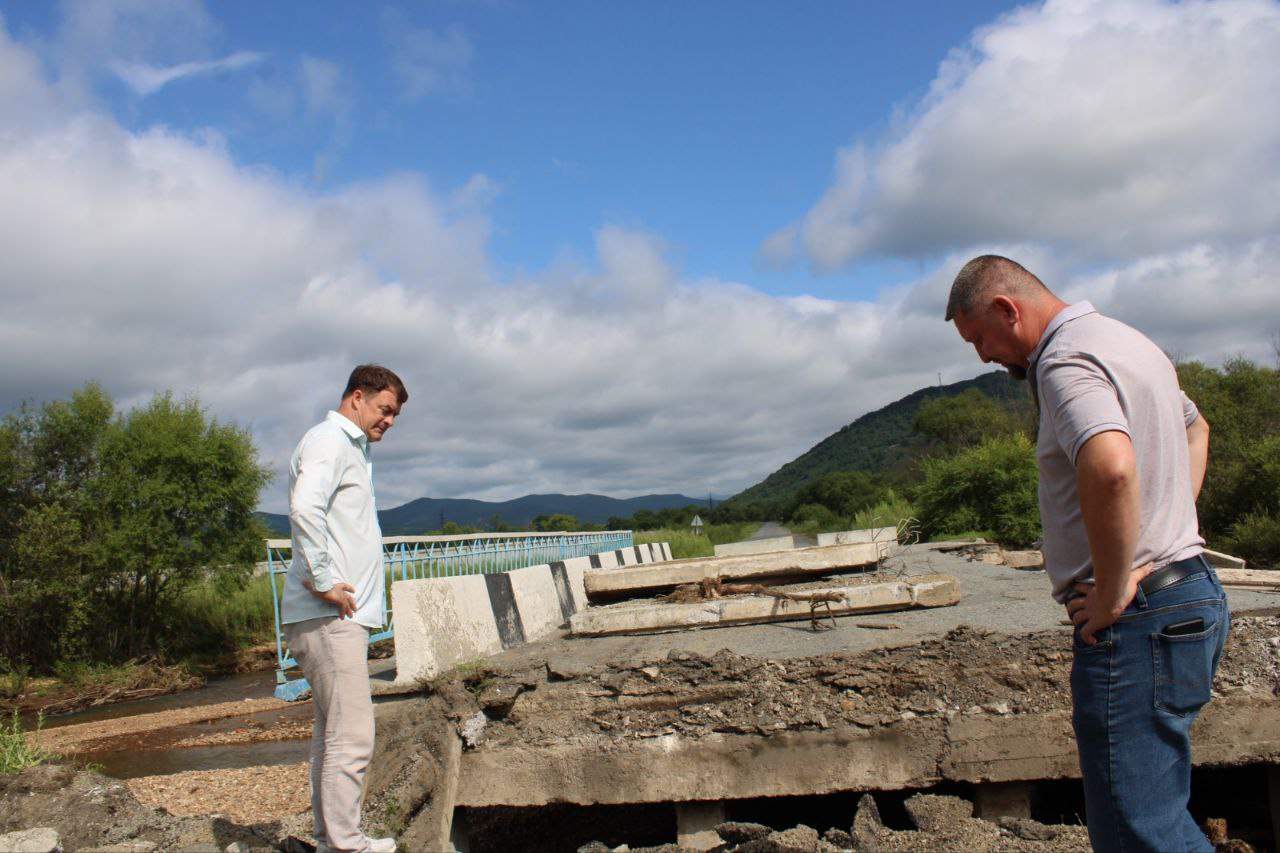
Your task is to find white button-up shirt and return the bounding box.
[282,410,386,629]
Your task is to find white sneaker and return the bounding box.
[315,840,396,853]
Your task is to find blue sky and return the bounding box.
[2,0,1278,509]
[7,0,1017,299]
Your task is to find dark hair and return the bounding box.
[945,255,1047,321]
[343,364,408,405]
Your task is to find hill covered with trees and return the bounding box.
[727,371,1028,512]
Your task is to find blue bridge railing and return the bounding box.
[266,530,633,699]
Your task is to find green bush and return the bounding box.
[789,503,840,530]
[791,471,885,519]
[1223,511,1280,569]
[915,434,1040,547]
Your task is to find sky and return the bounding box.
[2,0,1278,512]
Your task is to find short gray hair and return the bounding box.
[945,255,1047,321]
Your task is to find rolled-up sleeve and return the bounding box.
[1038,353,1130,466]
[289,435,342,592]
[1181,390,1200,428]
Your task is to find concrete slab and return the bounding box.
[562,556,593,611]
[584,541,891,599]
[457,722,943,807]
[508,564,565,641]
[815,527,897,547]
[713,535,799,557]
[456,696,1280,807]
[1218,568,1280,589]
[1003,550,1044,570]
[391,574,502,686]
[569,574,960,637]
[1205,548,1247,570]
[484,546,1280,677]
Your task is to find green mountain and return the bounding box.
[257,492,708,537]
[729,371,1028,507]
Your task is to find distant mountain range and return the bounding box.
[257,492,710,536]
[728,370,1029,507]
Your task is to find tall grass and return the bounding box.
[850,492,918,536]
[167,572,278,661]
[635,523,759,559]
[1,711,56,775]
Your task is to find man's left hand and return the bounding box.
[1067,563,1153,645]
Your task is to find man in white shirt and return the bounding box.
[283,364,407,853]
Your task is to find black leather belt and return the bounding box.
[1139,553,1210,596]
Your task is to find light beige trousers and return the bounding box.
[284,616,375,853]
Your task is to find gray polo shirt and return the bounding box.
[1030,302,1204,603]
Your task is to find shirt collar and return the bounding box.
[326,410,368,448]
[1028,301,1097,368]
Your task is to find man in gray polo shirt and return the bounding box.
[946,255,1225,852]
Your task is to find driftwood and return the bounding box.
[659,576,851,630]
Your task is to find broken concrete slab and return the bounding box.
[569,573,959,637]
[1205,548,1247,570]
[454,695,1280,808]
[1002,550,1044,570]
[1217,568,1278,589]
[584,541,892,599]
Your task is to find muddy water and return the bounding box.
[42,669,276,730]
[84,735,309,778]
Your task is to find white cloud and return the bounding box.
[777,0,1280,270]
[381,11,473,100]
[110,50,264,95]
[3,3,1278,519]
[50,0,222,95]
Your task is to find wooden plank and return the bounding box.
[569,573,959,637]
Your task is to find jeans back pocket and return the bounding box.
[1152,612,1221,716]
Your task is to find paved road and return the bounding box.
[456,546,1280,676]
[749,522,791,540]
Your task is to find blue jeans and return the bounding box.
[1070,560,1228,853]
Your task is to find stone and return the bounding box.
[714,822,771,843]
[851,793,883,848]
[996,817,1057,841]
[904,793,974,832]
[83,844,159,853]
[224,843,251,853]
[478,682,524,718]
[822,828,853,848]
[766,824,820,852]
[546,657,592,681]
[1002,550,1044,570]
[460,711,488,748]
[0,829,61,853]
[576,844,610,853]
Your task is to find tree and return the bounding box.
[0,385,271,670]
[791,471,885,519]
[531,513,578,532]
[1176,358,1280,566]
[914,434,1040,546]
[912,388,1023,452]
